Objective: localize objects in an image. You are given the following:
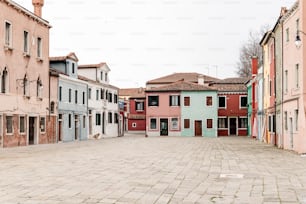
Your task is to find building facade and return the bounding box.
[50,53,88,142]
[0,0,56,147]
[78,63,120,138]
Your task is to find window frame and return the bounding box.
[218,96,226,109]
[218,117,228,129]
[184,119,190,129]
[169,95,180,107]
[40,116,46,133]
[239,96,247,109]
[206,96,213,106]
[135,100,144,111]
[148,95,159,107]
[184,96,190,106]
[149,118,157,130]
[5,21,12,47]
[96,113,101,126]
[170,117,179,130]
[238,117,248,129]
[37,37,42,58]
[19,116,26,134]
[6,115,13,134]
[23,30,29,54]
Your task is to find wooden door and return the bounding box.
[229,118,237,135]
[195,120,202,136]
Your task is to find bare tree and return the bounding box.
[236,26,269,77]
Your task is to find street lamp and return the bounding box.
[295,30,306,48]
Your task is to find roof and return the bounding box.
[49,52,79,62]
[210,77,248,92]
[78,63,106,69]
[146,72,219,85]
[78,75,119,90]
[49,68,67,76]
[146,80,217,92]
[119,88,146,98]
[2,0,51,28]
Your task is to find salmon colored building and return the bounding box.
[0,0,56,147]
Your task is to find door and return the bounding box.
[160,119,168,136]
[195,120,202,136]
[102,112,105,134]
[229,118,237,135]
[75,115,79,140]
[290,117,293,149]
[29,117,35,145]
[89,115,92,135]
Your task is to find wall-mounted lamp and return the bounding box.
[295,30,306,48]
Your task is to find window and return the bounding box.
[101,89,105,99]
[150,118,157,129]
[83,115,86,128]
[286,28,289,42]
[240,96,247,108]
[295,109,298,131]
[207,119,213,129]
[19,116,25,133]
[96,114,101,126]
[171,118,179,130]
[82,92,85,105]
[96,89,99,100]
[6,116,13,134]
[50,101,55,114]
[5,21,12,47]
[105,90,108,100]
[132,123,137,128]
[273,115,276,133]
[69,89,72,103]
[68,114,72,128]
[295,64,299,88]
[40,117,46,132]
[23,31,29,54]
[75,90,78,104]
[169,95,180,106]
[269,79,272,96]
[100,71,103,80]
[23,75,29,96]
[37,78,43,98]
[296,19,300,34]
[136,101,144,111]
[1,68,8,93]
[184,119,190,129]
[184,97,190,106]
[218,118,228,128]
[114,113,119,124]
[206,96,212,106]
[148,96,159,106]
[59,86,62,101]
[37,37,42,58]
[72,63,75,74]
[218,96,226,108]
[284,70,288,93]
[108,92,113,103]
[88,88,91,99]
[105,73,108,82]
[114,94,118,104]
[108,112,112,123]
[238,117,247,129]
[268,115,275,133]
[284,111,288,130]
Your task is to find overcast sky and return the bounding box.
[15,0,296,88]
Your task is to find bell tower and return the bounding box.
[32,0,44,17]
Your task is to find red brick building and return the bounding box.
[211,78,249,136]
[119,88,146,133]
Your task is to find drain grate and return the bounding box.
[219,173,244,179]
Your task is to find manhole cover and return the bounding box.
[220,173,244,179]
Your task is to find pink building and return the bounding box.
[282,0,306,153]
[0,0,56,147]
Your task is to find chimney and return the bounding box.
[251,56,258,77]
[197,75,205,85]
[32,0,44,17]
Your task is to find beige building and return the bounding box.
[0,0,55,147]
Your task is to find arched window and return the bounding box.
[1,68,8,93]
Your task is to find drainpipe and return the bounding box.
[273,34,277,146]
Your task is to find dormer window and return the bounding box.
[100,71,103,81]
[105,73,108,82]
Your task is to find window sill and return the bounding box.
[23,95,30,99]
[23,52,30,58]
[36,57,43,62]
[4,45,13,51]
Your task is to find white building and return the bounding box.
[78,63,120,138]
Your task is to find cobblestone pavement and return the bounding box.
[1,134,306,204]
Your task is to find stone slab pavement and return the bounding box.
[0,134,306,204]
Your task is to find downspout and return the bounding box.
[281,23,284,149]
[273,34,277,146]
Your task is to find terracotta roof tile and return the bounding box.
[78,75,119,90]
[119,88,146,98]
[210,77,248,92]
[49,52,78,62]
[78,63,106,69]
[146,72,219,85]
[146,80,217,92]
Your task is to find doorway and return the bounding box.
[289,117,293,149]
[102,112,105,134]
[160,118,168,136]
[29,117,36,145]
[75,115,79,140]
[58,114,62,142]
[195,120,202,136]
[229,118,237,135]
